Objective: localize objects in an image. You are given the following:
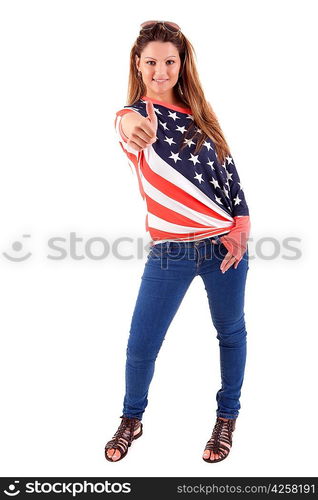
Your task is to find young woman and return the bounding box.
[105,20,251,464]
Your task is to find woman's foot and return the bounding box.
[105,416,142,462]
[202,416,236,463]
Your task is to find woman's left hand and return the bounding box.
[212,240,241,273]
[220,251,240,272]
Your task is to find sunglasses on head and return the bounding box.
[140,20,181,34]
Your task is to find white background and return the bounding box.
[0,0,317,478]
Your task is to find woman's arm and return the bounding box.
[219,215,251,267]
[219,153,251,266]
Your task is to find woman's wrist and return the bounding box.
[219,216,251,261]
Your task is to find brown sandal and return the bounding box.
[105,415,143,462]
[203,417,236,463]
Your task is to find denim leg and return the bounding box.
[122,250,195,420]
[199,243,249,419]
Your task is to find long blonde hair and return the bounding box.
[126,23,231,166]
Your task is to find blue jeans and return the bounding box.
[122,235,249,421]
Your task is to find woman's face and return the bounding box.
[136,41,181,100]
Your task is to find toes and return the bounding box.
[112,450,121,461]
[106,448,122,461]
[203,449,226,461]
[203,450,220,461]
[203,436,231,461]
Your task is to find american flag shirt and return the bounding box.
[114,95,250,247]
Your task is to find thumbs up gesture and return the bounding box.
[127,100,158,152]
[145,100,158,133]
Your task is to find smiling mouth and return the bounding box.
[153,79,168,82]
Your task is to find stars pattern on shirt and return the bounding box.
[164,136,176,146]
[188,153,201,166]
[183,138,195,148]
[203,140,213,151]
[167,110,181,121]
[169,151,182,163]
[123,99,248,217]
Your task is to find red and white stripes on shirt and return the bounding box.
[114,95,251,261]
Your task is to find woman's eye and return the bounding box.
[146,60,175,65]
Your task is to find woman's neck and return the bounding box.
[141,95,191,114]
[144,90,184,107]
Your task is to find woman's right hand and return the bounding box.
[126,100,158,152]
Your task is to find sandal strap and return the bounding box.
[106,437,128,454]
[205,417,236,454]
[105,416,141,452]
